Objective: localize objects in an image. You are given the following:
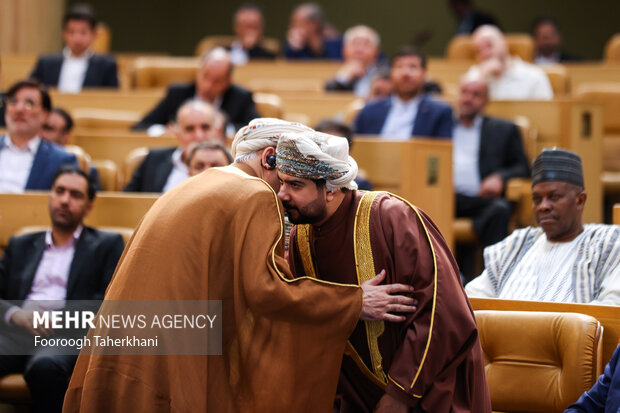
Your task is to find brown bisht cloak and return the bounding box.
[63,166,362,413]
[288,190,491,413]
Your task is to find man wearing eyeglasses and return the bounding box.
[0,80,77,193]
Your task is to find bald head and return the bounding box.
[197,48,233,103]
[174,100,217,150]
[457,72,489,122]
[472,25,507,61]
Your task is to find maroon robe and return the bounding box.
[288,191,491,413]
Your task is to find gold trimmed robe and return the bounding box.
[63,166,362,413]
[288,191,491,413]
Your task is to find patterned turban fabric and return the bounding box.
[276,131,359,191]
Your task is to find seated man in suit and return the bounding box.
[186,141,233,176]
[228,3,276,66]
[453,73,530,281]
[467,25,553,100]
[0,165,125,413]
[325,25,386,98]
[133,47,259,132]
[532,16,580,65]
[30,5,118,93]
[40,107,73,146]
[0,80,77,193]
[354,46,453,139]
[284,3,342,60]
[125,100,218,192]
[466,149,620,305]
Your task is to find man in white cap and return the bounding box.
[64,118,416,413]
[466,148,620,304]
[276,132,491,413]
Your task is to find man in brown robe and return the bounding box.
[276,132,492,413]
[63,119,416,413]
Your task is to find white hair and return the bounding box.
[343,25,380,48]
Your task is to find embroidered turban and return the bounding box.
[231,118,313,159]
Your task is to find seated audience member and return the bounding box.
[448,0,499,34]
[40,107,102,189]
[532,16,580,64]
[467,25,553,100]
[41,107,73,146]
[466,149,620,305]
[453,73,529,280]
[0,165,124,413]
[314,119,372,190]
[367,70,393,102]
[325,25,385,98]
[0,80,77,193]
[186,141,233,176]
[30,5,118,92]
[284,3,342,60]
[229,3,276,65]
[354,47,453,139]
[133,48,258,132]
[565,345,620,413]
[125,100,218,192]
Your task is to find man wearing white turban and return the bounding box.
[277,132,491,413]
[64,118,416,413]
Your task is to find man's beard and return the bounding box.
[283,199,327,225]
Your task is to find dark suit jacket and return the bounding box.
[123,147,176,193]
[133,83,259,131]
[0,137,78,191]
[354,94,454,138]
[0,227,125,319]
[30,53,119,89]
[477,116,530,184]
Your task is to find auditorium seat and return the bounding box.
[91,159,119,191]
[446,34,534,62]
[604,34,620,63]
[194,35,281,57]
[92,22,111,54]
[64,145,92,171]
[475,310,603,413]
[122,147,149,189]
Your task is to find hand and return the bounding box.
[287,27,306,50]
[360,270,416,322]
[337,60,366,82]
[374,393,409,413]
[479,57,506,78]
[478,174,504,198]
[10,309,54,337]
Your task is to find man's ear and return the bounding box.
[576,191,587,210]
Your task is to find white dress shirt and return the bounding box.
[0,135,41,193]
[380,95,422,140]
[467,57,554,100]
[58,47,93,93]
[230,41,250,66]
[162,148,190,192]
[5,226,83,324]
[453,116,483,196]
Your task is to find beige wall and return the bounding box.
[0,0,64,54]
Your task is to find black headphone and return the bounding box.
[265,155,277,170]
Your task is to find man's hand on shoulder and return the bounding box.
[360,269,416,322]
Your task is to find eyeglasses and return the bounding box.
[5,97,40,110]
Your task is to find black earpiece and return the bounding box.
[266,155,277,170]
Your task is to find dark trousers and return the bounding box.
[456,194,512,282]
[0,327,77,413]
